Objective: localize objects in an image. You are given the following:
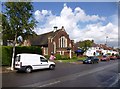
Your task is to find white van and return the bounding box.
[15,53,55,73]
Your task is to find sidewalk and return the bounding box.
[0,66,16,73]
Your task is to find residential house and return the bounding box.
[23,26,74,58]
[85,43,118,56]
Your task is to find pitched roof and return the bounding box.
[29,29,60,46]
[92,43,113,50]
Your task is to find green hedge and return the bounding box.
[2,46,13,66]
[15,46,42,55]
[55,54,69,60]
[2,46,42,66]
[0,46,2,66]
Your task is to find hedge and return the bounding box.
[2,46,13,66]
[2,46,42,66]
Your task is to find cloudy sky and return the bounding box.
[33,2,118,47]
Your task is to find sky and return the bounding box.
[32,2,118,48]
[1,1,118,47]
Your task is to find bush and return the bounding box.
[61,56,69,60]
[44,55,50,59]
[2,46,13,66]
[55,54,69,60]
[0,46,2,66]
[15,46,42,56]
[107,53,111,55]
[56,54,62,60]
[2,46,42,66]
[72,55,77,59]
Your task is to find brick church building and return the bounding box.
[23,26,74,58]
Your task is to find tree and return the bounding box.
[3,2,37,70]
[1,13,11,42]
[3,2,36,40]
[79,40,94,51]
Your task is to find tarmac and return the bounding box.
[0,61,83,73]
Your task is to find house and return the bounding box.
[85,43,118,56]
[23,26,74,58]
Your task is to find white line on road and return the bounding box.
[38,81,61,87]
[108,73,120,87]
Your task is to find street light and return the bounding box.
[105,36,108,46]
[11,35,23,70]
[100,31,108,46]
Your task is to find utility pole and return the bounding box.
[105,36,108,46]
[11,34,17,70]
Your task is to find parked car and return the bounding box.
[100,55,110,61]
[83,56,99,64]
[15,53,55,73]
[116,55,120,59]
[109,55,117,60]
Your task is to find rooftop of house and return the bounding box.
[29,26,66,46]
[92,43,114,50]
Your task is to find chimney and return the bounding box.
[61,26,65,31]
[53,26,58,32]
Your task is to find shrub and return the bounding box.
[44,55,50,59]
[15,46,42,56]
[2,46,13,66]
[56,54,62,60]
[107,53,111,55]
[61,56,69,60]
[72,55,77,59]
[2,46,42,66]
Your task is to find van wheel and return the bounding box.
[25,67,32,73]
[49,65,55,70]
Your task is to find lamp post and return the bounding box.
[11,35,23,70]
[105,36,108,46]
[100,31,108,46]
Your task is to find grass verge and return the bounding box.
[55,57,85,63]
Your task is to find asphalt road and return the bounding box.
[2,59,119,88]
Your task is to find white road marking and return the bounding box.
[38,81,61,87]
[108,73,120,87]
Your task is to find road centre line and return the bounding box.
[38,81,61,87]
[21,62,118,87]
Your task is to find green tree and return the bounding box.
[3,2,37,70]
[79,40,94,51]
[3,2,36,40]
[1,13,11,41]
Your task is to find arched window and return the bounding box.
[59,36,67,48]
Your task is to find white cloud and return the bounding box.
[34,9,52,22]
[34,3,118,47]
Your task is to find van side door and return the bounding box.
[40,57,49,69]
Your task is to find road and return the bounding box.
[2,59,119,88]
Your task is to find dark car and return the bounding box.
[83,56,99,64]
[100,55,110,61]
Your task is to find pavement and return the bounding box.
[0,66,16,73]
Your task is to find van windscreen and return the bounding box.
[15,55,20,62]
